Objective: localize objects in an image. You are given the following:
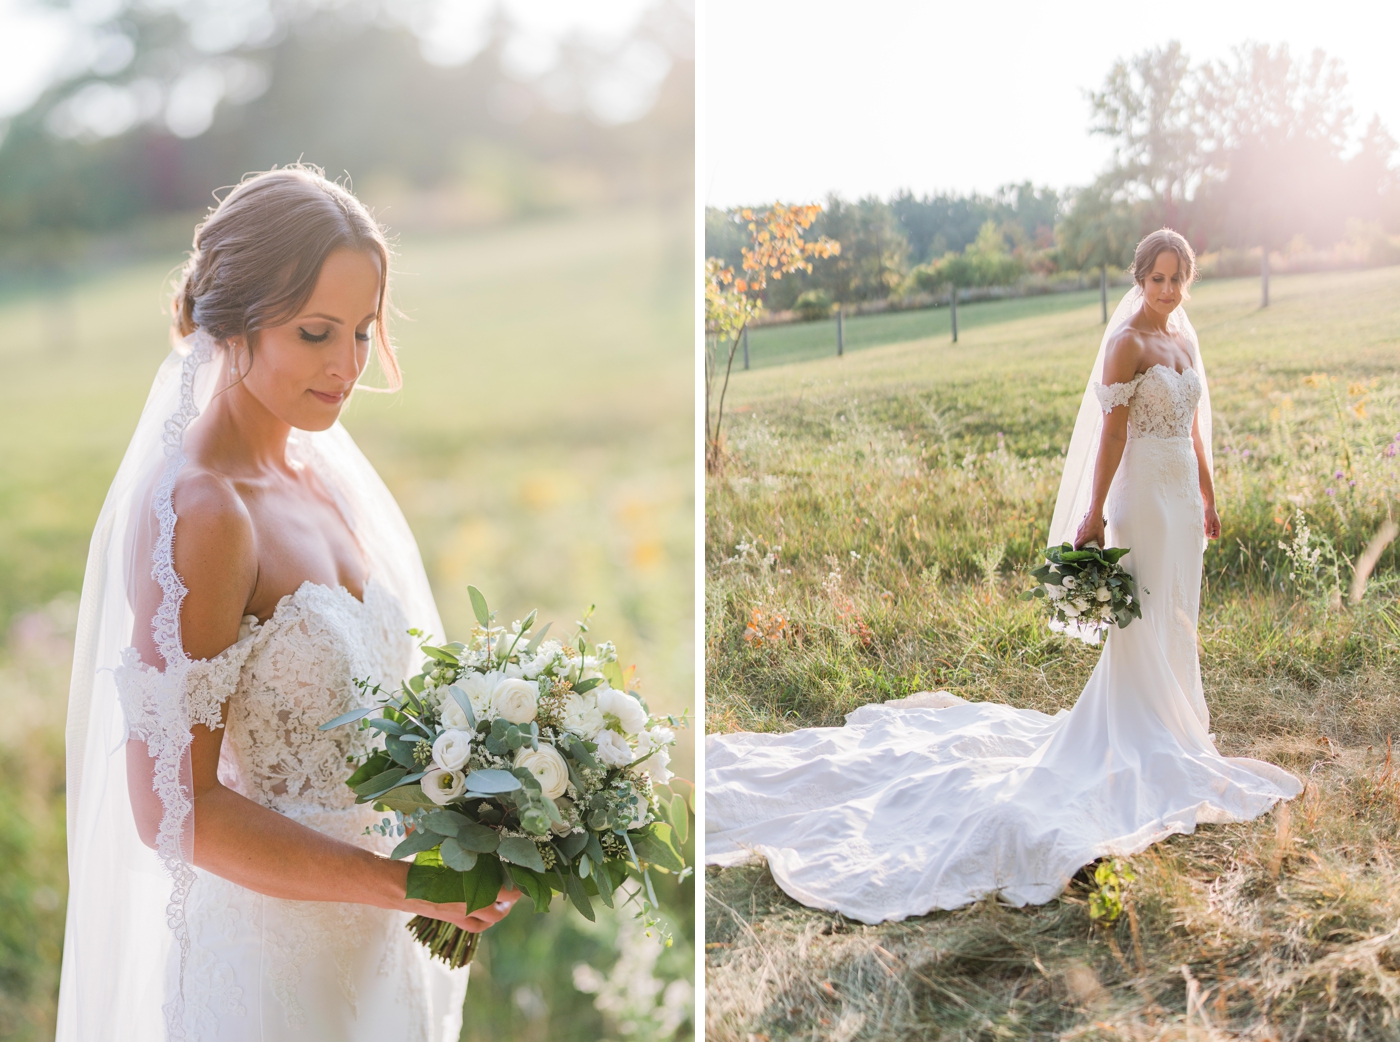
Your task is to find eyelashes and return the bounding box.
[297,328,372,343]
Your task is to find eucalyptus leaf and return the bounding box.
[523,621,552,655]
[405,862,462,904]
[497,836,546,873]
[371,783,438,815]
[557,830,589,859]
[390,827,442,860]
[564,871,595,921]
[319,706,375,731]
[460,856,504,915]
[467,585,490,627]
[463,769,521,795]
[352,767,408,798]
[439,837,479,872]
[448,686,477,729]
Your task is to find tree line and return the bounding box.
[708,40,1399,319]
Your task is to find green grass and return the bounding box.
[738,288,1112,369]
[0,206,694,1041]
[706,266,1400,1040]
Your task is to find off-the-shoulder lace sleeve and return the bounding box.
[1093,374,1142,413]
[115,627,257,738]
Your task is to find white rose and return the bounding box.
[432,728,474,772]
[492,678,539,724]
[515,744,570,800]
[593,728,634,767]
[1095,587,1111,602]
[1064,604,1081,617]
[1046,584,1065,601]
[561,692,605,739]
[1073,598,1089,612]
[456,671,497,719]
[1061,575,1077,590]
[629,794,650,829]
[421,768,466,806]
[596,686,647,735]
[638,745,673,785]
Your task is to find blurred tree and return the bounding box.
[1195,43,1367,306]
[908,220,1024,341]
[1057,180,1138,322]
[805,195,908,306]
[1089,41,1200,230]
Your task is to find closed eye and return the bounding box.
[298,328,330,343]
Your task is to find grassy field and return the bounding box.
[706,266,1400,1040]
[0,206,694,1041]
[740,288,1115,369]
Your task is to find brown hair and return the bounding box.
[172,164,400,389]
[1132,228,1197,294]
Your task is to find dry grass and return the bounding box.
[705,267,1400,1040]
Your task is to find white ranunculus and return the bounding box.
[1061,575,1077,590]
[551,797,576,836]
[432,728,474,772]
[596,686,648,735]
[1095,586,1111,602]
[1047,584,1065,601]
[421,768,466,806]
[1063,604,1081,617]
[515,744,570,800]
[1073,598,1089,612]
[492,678,539,724]
[456,671,497,719]
[561,692,605,739]
[593,728,634,767]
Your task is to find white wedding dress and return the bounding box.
[58,333,466,1040]
[111,580,467,1040]
[706,346,1303,924]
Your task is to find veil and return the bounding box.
[1046,285,1213,640]
[57,329,444,1040]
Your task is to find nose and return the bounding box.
[325,332,365,384]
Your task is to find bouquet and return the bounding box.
[321,586,690,968]
[1024,542,1144,639]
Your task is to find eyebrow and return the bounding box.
[299,312,377,324]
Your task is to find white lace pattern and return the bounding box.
[1093,365,1201,440]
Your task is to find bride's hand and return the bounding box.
[1073,511,1106,550]
[404,884,524,933]
[1204,504,1221,540]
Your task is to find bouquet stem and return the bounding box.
[407,915,479,969]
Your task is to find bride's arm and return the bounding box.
[126,473,516,932]
[1191,411,1221,539]
[1073,337,1138,548]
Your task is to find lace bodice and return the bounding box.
[1094,364,1201,440]
[118,578,413,827]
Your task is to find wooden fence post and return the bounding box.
[950,287,958,343]
[837,308,844,356]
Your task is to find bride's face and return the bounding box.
[235,247,382,431]
[1139,250,1185,319]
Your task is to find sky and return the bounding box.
[703,0,1400,207]
[0,0,662,120]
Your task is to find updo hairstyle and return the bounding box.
[172,164,400,389]
[1132,228,1197,297]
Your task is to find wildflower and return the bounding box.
[1326,488,1336,497]
[1241,449,1252,459]
[1335,470,1345,480]
[1386,443,1397,458]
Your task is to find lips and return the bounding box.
[310,389,346,405]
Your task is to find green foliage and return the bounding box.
[1086,858,1136,924]
[792,288,832,321]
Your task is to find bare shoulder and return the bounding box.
[169,468,257,655]
[1101,327,1145,385]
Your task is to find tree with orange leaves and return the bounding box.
[705,203,839,472]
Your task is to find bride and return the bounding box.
[705,229,1302,924]
[58,166,519,1040]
